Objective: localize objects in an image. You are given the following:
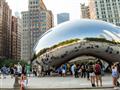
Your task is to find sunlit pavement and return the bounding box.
[0,74,120,90]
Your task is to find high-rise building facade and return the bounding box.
[21,11,31,61]
[40,10,54,32]
[11,16,22,60]
[11,16,17,60]
[21,0,53,61]
[16,16,22,60]
[80,4,90,19]
[57,13,70,24]
[0,0,12,59]
[82,0,120,26]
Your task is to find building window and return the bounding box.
[112,0,116,2]
[97,16,99,18]
[36,1,38,4]
[30,1,32,4]
[106,0,110,2]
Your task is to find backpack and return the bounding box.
[95,64,101,73]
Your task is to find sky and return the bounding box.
[6,0,88,24]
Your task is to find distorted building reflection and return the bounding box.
[33,19,120,70]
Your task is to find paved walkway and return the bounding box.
[0,74,120,89]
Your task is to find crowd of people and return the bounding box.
[0,61,120,89]
[0,62,31,79]
[55,61,120,89]
[56,61,104,87]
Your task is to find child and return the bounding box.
[20,74,28,90]
[24,75,28,87]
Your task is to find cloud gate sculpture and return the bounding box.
[33,19,120,70]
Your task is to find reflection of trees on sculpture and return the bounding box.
[33,38,120,61]
[32,38,120,65]
[84,38,119,44]
[36,38,80,58]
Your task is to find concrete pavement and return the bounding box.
[0,74,120,90]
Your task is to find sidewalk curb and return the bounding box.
[0,86,114,90]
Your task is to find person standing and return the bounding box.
[10,66,14,78]
[89,64,96,87]
[0,69,1,79]
[94,62,102,87]
[32,65,37,77]
[62,67,66,77]
[74,64,79,78]
[81,65,86,78]
[71,64,76,77]
[17,62,22,77]
[86,65,90,80]
[20,74,28,90]
[37,65,42,77]
[26,64,31,77]
[1,65,7,79]
[111,63,119,89]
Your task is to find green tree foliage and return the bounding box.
[0,59,27,68]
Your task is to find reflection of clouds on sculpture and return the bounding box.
[34,19,120,55]
[33,19,120,70]
[102,30,120,42]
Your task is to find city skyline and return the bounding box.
[6,0,88,25]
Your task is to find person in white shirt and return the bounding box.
[17,62,22,76]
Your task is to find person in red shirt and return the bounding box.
[94,62,102,87]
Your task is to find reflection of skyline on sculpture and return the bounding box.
[34,19,120,55]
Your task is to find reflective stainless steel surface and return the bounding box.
[34,19,120,54]
[33,19,120,69]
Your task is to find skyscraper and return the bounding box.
[16,15,22,60]
[57,13,70,24]
[21,11,31,61]
[11,16,22,60]
[11,16,17,60]
[21,0,53,61]
[0,0,12,59]
[80,4,90,19]
[81,0,120,26]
